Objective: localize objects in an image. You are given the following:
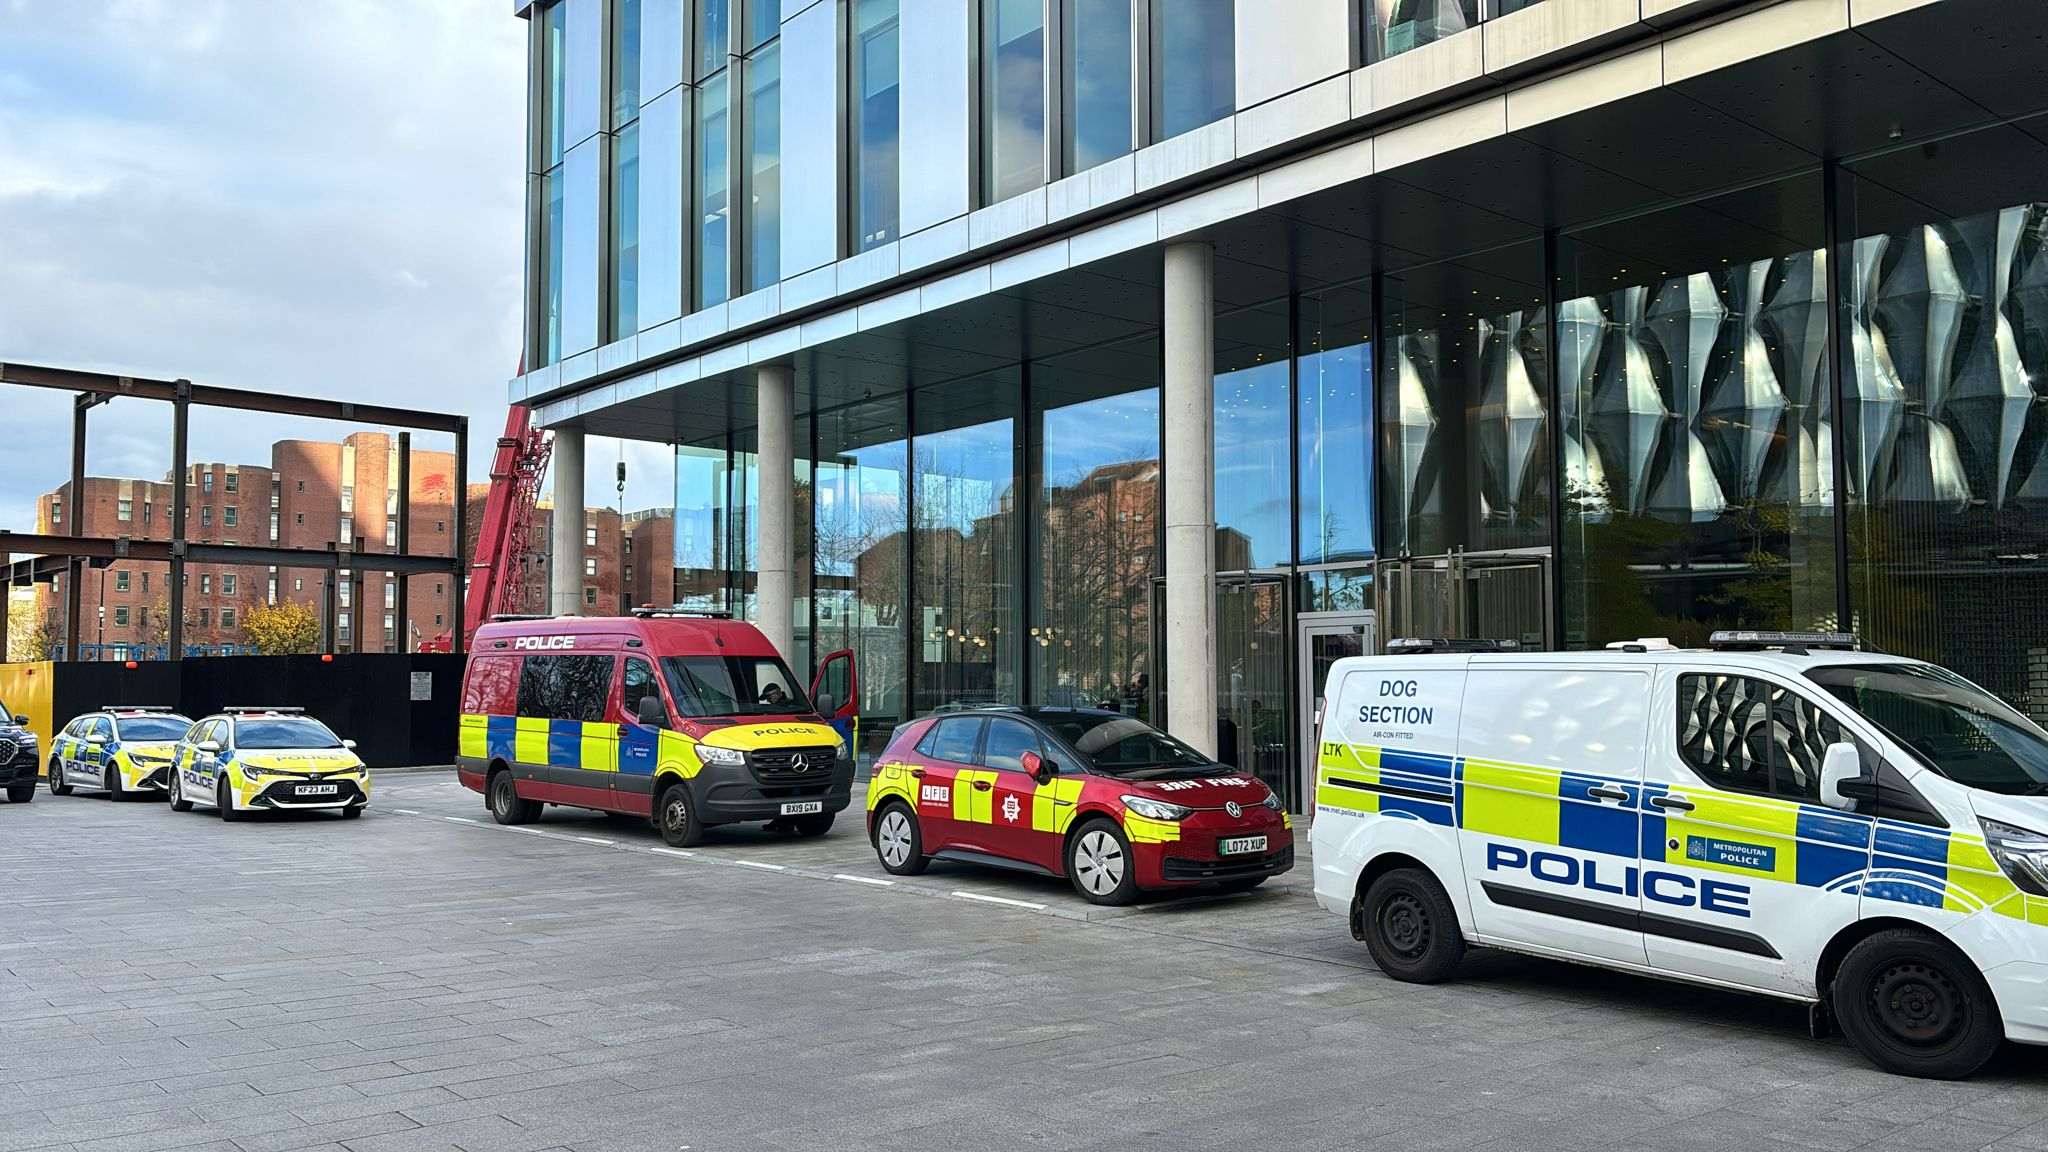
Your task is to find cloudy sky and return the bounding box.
[0,0,675,539]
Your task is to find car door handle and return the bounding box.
[909,768,926,778]
[1651,795,1696,812]
[1053,799,1075,806]
[973,780,993,791]
[1585,785,1629,803]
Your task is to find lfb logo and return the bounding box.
[1001,794,1022,823]
[512,636,575,651]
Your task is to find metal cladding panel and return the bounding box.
[1236,0,1354,110]
[781,0,843,276]
[899,0,974,236]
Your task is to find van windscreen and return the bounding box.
[661,656,812,718]
[1808,663,2048,795]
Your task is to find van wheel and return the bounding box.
[488,770,539,825]
[50,760,72,796]
[794,813,834,837]
[1833,928,2003,1079]
[656,781,704,848]
[1361,868,1465,983]
[872,803,928,876]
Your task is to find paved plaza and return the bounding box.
[4,772,2047,1152]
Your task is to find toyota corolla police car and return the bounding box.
[168,708,368,820]
[1313,632,2048,1079]
[47,707,192,800]
[867,707,1294,905]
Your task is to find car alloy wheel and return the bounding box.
[1073,829,1126,896]
[877,809,914,868]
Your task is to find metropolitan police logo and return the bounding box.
[790,753,810,773]
[1225,801,1242,819]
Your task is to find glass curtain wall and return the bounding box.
[913,375,1022,713]
[853,0,902,251]
[814,398,912,756]
[695,0,732,308]
[743,27,781,291]
[1366,0,1478,62]
[611,0,643,341]
[983,0,1046,204]
[538,0,603,366]
[1298,283,1376,569]
[1559,175,1837,648]
[1031,338,1161,717]
[1063,0,1134,175]
[1151,0,1233,142]
[674,442,733,611]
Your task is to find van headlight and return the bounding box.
[696,744,746,767]
[1122,795,1192,822]
[1980,819,2048,897]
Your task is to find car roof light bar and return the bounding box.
[103,705,176,712]
[223,706,307,715]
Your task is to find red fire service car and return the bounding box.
[866,707,1294,904]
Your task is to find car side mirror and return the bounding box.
[636,695,669,729]
[86,733,108,746]
[1820,742,1863,811]
[814,692,837,719]
[11,715,26,725]
[341,739,357,750]
[197,740,222,755]
[1022,750,1055,785]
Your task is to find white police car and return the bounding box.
[48,707,192,799]
[1312,632,2048,1079]
[168,707,369,821]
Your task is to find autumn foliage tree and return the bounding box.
[243,599,322,655]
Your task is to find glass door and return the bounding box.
[1298,614,1372,807]
[1216,575,1291,802]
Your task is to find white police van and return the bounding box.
[1311,632,2048,1079]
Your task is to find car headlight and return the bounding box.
[1981,819,2048,897]
[1259,790,1282,811]
[696,744,746,767]
[1122,794,1192,822]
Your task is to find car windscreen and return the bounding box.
[234,718,344,750]
[1036,714,1213,776]
[660,656,813,718]
[1807,663,2048,795]
[116,716,192,741]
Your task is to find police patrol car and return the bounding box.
[168,708,369,820]
[47,707,192,799]
[1312,632,2048,1079]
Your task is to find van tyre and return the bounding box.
[1833,928,2003,1079]
[488,770,540,825]
[872,803,928,876]
[49,760,72,796]
[167,769,193,812]
[656,781,704,848]
[1362,868,1465,984]
[794,812,834,837]
[1068,819,1139,906]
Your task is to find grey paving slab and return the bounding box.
[2,771,2042,1152]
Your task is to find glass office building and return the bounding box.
[512,0,2048,807]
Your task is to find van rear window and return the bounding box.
[517,655,614,722]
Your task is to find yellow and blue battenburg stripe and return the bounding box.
[1319,741,2040,922]
[458,713,668,780]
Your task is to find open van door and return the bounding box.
[811,649,858,752]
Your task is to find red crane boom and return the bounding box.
[421,402,551,653]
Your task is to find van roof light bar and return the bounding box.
[1386,638,1521,654]
[489,613,556,622]
[1707,630,1861,654]
[631,606,733,619]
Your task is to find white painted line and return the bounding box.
[444,816,478,824]
[834,874,893,886]
[576,836,615,846]
[393,809,419,815]
[951,891,1047,910]
[651,847,697,858]
[735,860,786,872]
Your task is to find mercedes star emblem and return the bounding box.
[1225,801,1242,818]
[790,753,809,773]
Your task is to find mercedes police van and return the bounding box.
[458,610,859,847]
[1312,631,2048,1079]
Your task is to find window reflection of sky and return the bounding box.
[1216,361,1290,569]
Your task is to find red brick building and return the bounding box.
[35,433,459,656]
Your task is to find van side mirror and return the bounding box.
[636,694,670,729]
[1820,743,1863,811]
[1023,750,1055,785]
[814,692,837,719]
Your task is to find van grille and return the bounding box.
[750,747,837,778]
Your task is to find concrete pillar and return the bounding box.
[1163,241,1217,758]
[550,425,586,617]
[756,364,796,660]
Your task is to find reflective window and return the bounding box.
[1063,0,1133,174]
[746,0,778,50]
[1031,338,1159,715]
[1151,0,1232,142]
[1298,285,1375,564]
[675,443,733,612]
[560,138,602,357]
[642,0,684,98]
[814,397,910,756]
[1366,0,1477,63]
[926,716,985,763]
[543,0,569,168]
[853,0,900,251]
[696,0,729,77]
[612,121,641,339]
[778,0,839,274]
[1215,304,1291,571]
[981,717,1044,772]
[982,0,1044,203]
[744,43,781,291]
[1677,674,1841,802]
[914,374,1021,713]
[613,0,642,126]
[562,0,602,147]
[696,73,730,308]
[638,87,685,326]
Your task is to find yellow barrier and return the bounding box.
[0,662,55,777]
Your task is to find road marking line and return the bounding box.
[735,860,786,872]
[444,816,478,824]
[834,874,893,886]
[952,891,1046,910]
[576,836,615,846]
[651,847,696,858]
[393,809,419,815]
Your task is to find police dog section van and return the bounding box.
[1312,632,2048,1079]
[458,611,859,847]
